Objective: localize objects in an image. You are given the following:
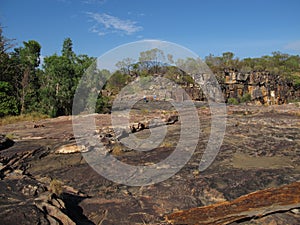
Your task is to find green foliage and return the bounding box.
[95,95,111,114]
[290,73,300,89]
[137,48,175,74]
[115,57,135,74]
[0,82,18,117]
[11,40,41,114]
[227,98,239,105]
[40,38,94,117]
[164,65,194,86]
[62,38,74,60]
[106,71,131,93]
[240,93,251,103]
[206,51,300,80]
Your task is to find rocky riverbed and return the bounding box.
[0,102,300,225]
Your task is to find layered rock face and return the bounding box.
[221,70,299,105]
[182,70,300,105]
[115,71,299,105]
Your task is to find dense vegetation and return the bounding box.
[1,26,300,118]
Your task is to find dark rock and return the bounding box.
[0,134,14,150]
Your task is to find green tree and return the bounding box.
[0,26,19,116]
[139,48,167,74]
[40,38,94,117]
[106,70,130,93]
[0,26,15,82]
[0,81,18,116]
[62,37,75,60]
[115,57,135,74]
[11,40,41,114]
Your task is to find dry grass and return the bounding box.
[160,141,174,148]
[111,143,124,156]
[5,133,16,140]
[0,112,49,126]
[49,179,63,197]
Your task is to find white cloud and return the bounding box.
[87,12,143,36]
[284,40,300,51]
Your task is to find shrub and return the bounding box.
[227,98,239,105]
[240,93,251,103]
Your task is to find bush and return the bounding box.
[227,98,239,105]
[96,96,112,114]
[240,93,251,103]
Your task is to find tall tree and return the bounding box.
[115,57,135,74]
[11,40,41,114]
[0,26,16,83]
[139,48,166,74]
[40,38,94,117]
[62,37,74,61]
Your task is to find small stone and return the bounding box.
[192,170,200,176]
[291,208,300,214]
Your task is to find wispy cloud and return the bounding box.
[284,40,300,51]
[87,12,143,36]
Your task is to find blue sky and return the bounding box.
[1,0,300,60]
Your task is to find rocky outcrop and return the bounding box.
[180,70,300,105]
[166,181,300,225]
[220,70,299,105]
[109,71,299,105]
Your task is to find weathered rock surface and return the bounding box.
[0,102,300,224]
[166,181,300,225]
[112,69,300,104]
[220,70,300,105]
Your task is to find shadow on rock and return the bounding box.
[0,134,14,151]
[61,193,95,225]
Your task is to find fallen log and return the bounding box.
[165,181,300,225]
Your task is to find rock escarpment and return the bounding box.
[220,70,299,105]
[110,71,299,105]
[181,70,300,105]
